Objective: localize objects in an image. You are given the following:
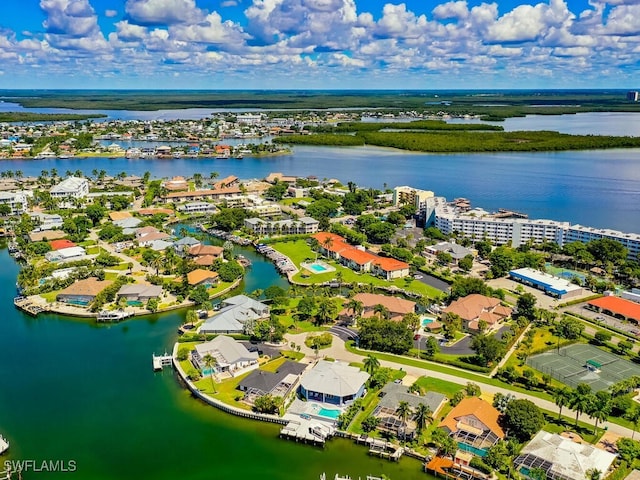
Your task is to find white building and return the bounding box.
[177,202,217,214]
[564,225,640,263]
[45,246,87,262]
[236,113,263,125]
[243,217,319,235]
[31,212,64,231]
[50,176,89,200]
[393,186,434,213]
[0,190,30,214]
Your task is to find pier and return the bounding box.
[152,353,173,371]
[13,297,47,317]
[279,418,329,447]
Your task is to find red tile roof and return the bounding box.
[49,239,76,251]
[589,296,640,322]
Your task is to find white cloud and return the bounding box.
[486,0,573,43]
[432,1,469,21]
[169,12,248,47]
[40,0,100,37]
[374,3,428,39]
[603,5,640,36]
[125,0,203,26]
[114,20,148,42]
[105,9,118,18]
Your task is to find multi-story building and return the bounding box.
[564,225,640,261]
[0,191,30,215]
[243,217,319,235]
[627,91,639,102]
[393,186,434,211]
[49,176,89,200]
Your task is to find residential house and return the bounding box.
[31,212,64,231]
[187,269,219,287]
[174,236,200,254]
[191,335,259,377]
[514,431,617,480]
[426,241,476,261]
[29,230,66,242]
[49,239,76,251]
[238,361,307,403]
[439,397,505,461]
[45,246,87,262]
[339,293,416,323]
[163,176,188,191]
[298,360,369,406]
[56,278,113,306]
[442,294,512,333]
[199,294,270,334]
[373,383,446,440]
[135,226,172,247]
[116,284,163,302]
[49,176,89,200]
[0,191,30,215]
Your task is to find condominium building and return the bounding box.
[243,216,319,235]
[565,225,640,261]
[50,176,89,199]
[393,186,434,211]
[0,190,30,214]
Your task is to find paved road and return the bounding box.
[284,332,636,439]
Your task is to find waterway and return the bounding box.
[0,240,427,480]
[4,143,640,233]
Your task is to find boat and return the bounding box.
[97,310,133,322]
[0,434,9,455]
[237,254,252,267]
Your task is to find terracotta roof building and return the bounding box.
[340,293,416,322]
[188,244,224,260]
[56,278,113,306]
[187,269,219,286]
[588,296,640,324]
[49,239,76,251]
[443,294,511,332]
[311,232,410,280]
[439,397,504,458]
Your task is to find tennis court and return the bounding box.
[527,343,640,391]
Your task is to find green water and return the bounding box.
[0,243,431,480]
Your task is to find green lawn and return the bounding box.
[85,246,100,255]
[40,290,61,303]
[280,197,313,206]
[271,240,442,298]
[281,350,305,361]
[413,376,464,398]
[109,263,130,271]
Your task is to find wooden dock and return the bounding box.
[152,353,173,371]
[13,297,47,317]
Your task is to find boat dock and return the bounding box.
[367,438,403,461]
[280,417,334,447]
[152,353,173,371]
[13,297,47,317]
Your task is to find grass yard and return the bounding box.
[109,263,131,271]
[280,197,313,206]
[85,246,100,255]
[271,240,441,298]
[281,350,305,361]
[40,290,61,303]
[412,376,464,398]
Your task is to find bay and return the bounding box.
[4,145,640,233]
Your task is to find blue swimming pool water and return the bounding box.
[318,407,341,419]
[421,317,435,327]
[310,263,329,273]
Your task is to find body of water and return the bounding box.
[0,239,425,480]
[5,144,640,233]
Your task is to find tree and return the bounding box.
[516,293,537,322]
[190,285,210,305]
[489,247,514,277]
[146,298,159,313]
[587,390,611,434]
[373,303,390,320]
[624,406,640,440]
[202,353,217,393]
[458,254,473,272]
[471,334,506,366]
[363,354,380,374]
[492,392,515,413]
[414,403,433,432]
[553,387,572,420]
[345,298,364,322]
[361,415,380,433]
[593,330,612,345]
[569,383,592,426]
[422,336,439,359]
[315,297,338,325]
[618,340,634,356]
[502,399,545,441]
[395,401,412,431]
[449,276,489,300]
[185,309,198,325]
[432,428,458,458]
[465,382,481,397]
[442,312,462,339]
[586,469,602,480]
[253,394,281,414]
[555,316,584,340]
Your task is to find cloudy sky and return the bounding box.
[0,0,638,89]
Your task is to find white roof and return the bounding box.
[56,246,86,258]
[194,335,258,367]
[300,360,369,398]
[519,431,616,480]
[510,267,583,294]
[50,176,87,194]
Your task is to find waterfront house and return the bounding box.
[439,397,504,461]
[113,217,142,230]
[243,217,319,236]
[188,244,224,261]
[45,246,87,262]
[135,226,172,246]
[339,293,416,323]
[162,176,188,191]
[514,431,616,480]
[191,335,259,377]
[49,239,76,251]
[298,360,369,406]
[49,176,89,200]
[442,294,511,333]
[187,269,219,287]
[177,202,217,214]
[238,360,307,403]
[373,383,446,440]
[56,278,113,306]
[173,236,200,254]
[199,294,270,335]
[116,284,163,303]
[29,230,66,242]
[0,191,30,215]
[31,212,64,231]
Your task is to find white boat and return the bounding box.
[0,434,9,455]
[97,310,133,322]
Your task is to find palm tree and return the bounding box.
[315,297,337,325]
[363,354,380,375]
[209,171,219,181]
[373,303,390,320]
[202,353,217,393]
[414,403,433,432]
[345,298,364,324]
[587,391,611,434]
[569,383,592,426]
[395,401,412,433]
[309,238,320,262]
[404,312,420,333]
[553,387,572,420]
[625,406,640,440]
[185,309,198,326]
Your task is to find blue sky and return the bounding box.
[0,0,637,89]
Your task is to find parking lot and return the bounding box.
[565,304,640,336]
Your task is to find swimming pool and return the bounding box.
[421,317,435,327]
[318,407,341,420]
[310,263,329,273]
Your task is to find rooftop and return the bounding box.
[58,277,113,297]
[299,360,369,398]
[440,397,504,438]
[588,296,640,321]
